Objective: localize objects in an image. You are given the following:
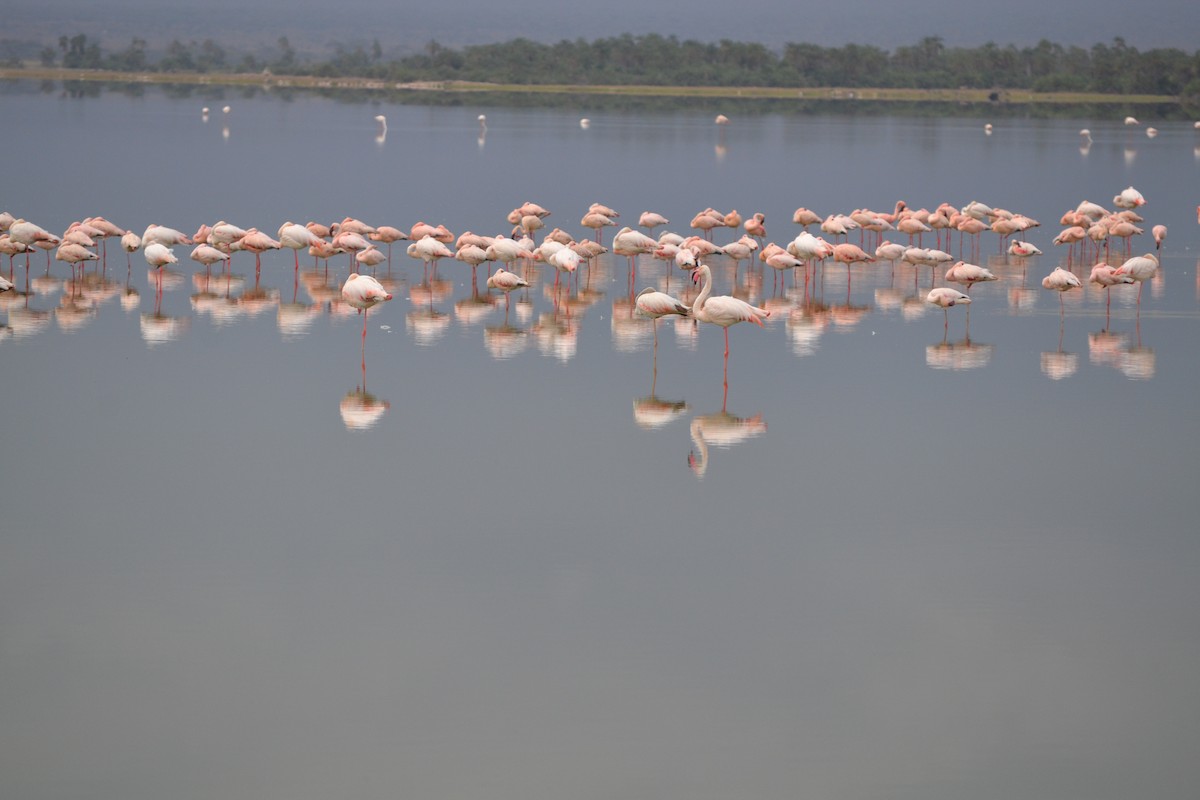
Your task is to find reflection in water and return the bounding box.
[633,396,689,430]
[926,337,994,370]
[633,325,689,430]
[139,312,188,345]
[785,304,828,357]
[1041,350,1078,380]
[1041,310,1077,380]
[406,308,452,346]
[340,388,390,429]
[534,313,578,362]
[340,356,389,431]
[277,301,322,339]
[687,410,767,479]
[54,296,96,333]
[1088,329,1155,380]
[483,324,528,359]
[6,305,50,338]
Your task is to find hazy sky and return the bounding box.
[6,0,1200,55]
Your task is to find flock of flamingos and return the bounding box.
[0,189,1176,451]
[0,187,1167,346]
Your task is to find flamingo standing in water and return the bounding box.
[926,286,971,332]
[690,263,769,394]
[945,261,997,293]
[1113,253,1159,306]
[341,272,393,353]
[1152,225,1167,251]
[144,242,177,304]
[120,230,142,270]
[278,222,325,271]
[486,266,528,322]
[635,286,689,347]
[638,211,669,231]
[1089,262,1134,319]
[1042,266,1082,316]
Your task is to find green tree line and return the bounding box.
[34,33,1200,98]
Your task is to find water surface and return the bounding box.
[2,81,1199,800]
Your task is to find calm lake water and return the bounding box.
[2,80,1199,800]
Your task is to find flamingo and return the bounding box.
[190,243,229,271]
[765,251,804,292]
[945,261,998,293]
[547,245,580,291]
[1008,240,1041,258]
[638,211,669,230]
[208,221,248,248]
[792,207,822,229]
[486,266,528,320]
[1113,253,1159,306]
[1152,225,1167,251]
[455,244,489,278]
[341,272,393,352]
[55,243,99,278]
[832,242,874,275]
[8,219,59,269]
[120,230,142,269]
[580,211,616,243]
[1113,186,1146,209]
[744,212,766,240]
[689,209,724,241]
[484,235,533,273]
[635,286,689,347]
[926,286,971,332]
[278,222,325,270]
[690,263,769,390]
[144,242,177,302]
[1042,266,1082,315]
[142,224,192,247]
[1089,262,1134,318]
[408,235,456,274]
[355,246,388,272]
[231,228,282,276]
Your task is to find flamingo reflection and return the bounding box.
[633,326,688,430]
[341,272,392,362]
[687,410,767,479]
[341,356,390,431]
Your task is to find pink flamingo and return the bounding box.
[792,207,821,229]
[690,263,769,393]
[486,266,528,322]
[744,212,766,241]
[926,286,971,332]
[341,272,393,356]
[945,261,997,293]
[278,222,325,271]
[635,286,689,347]
[1152,225,1167,252]
[638,211,669,230]
[143,242,177,303]
[1089,262,1134,320]
[1113,253,1159,307]
[580,211,616,243]
[1042,266,1082,316]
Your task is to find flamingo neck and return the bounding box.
[693,266,712,313]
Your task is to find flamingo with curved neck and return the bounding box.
[691,263,769,395]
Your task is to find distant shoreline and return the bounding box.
[0,67,1180,105]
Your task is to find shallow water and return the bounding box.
[2,81,1199,800]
